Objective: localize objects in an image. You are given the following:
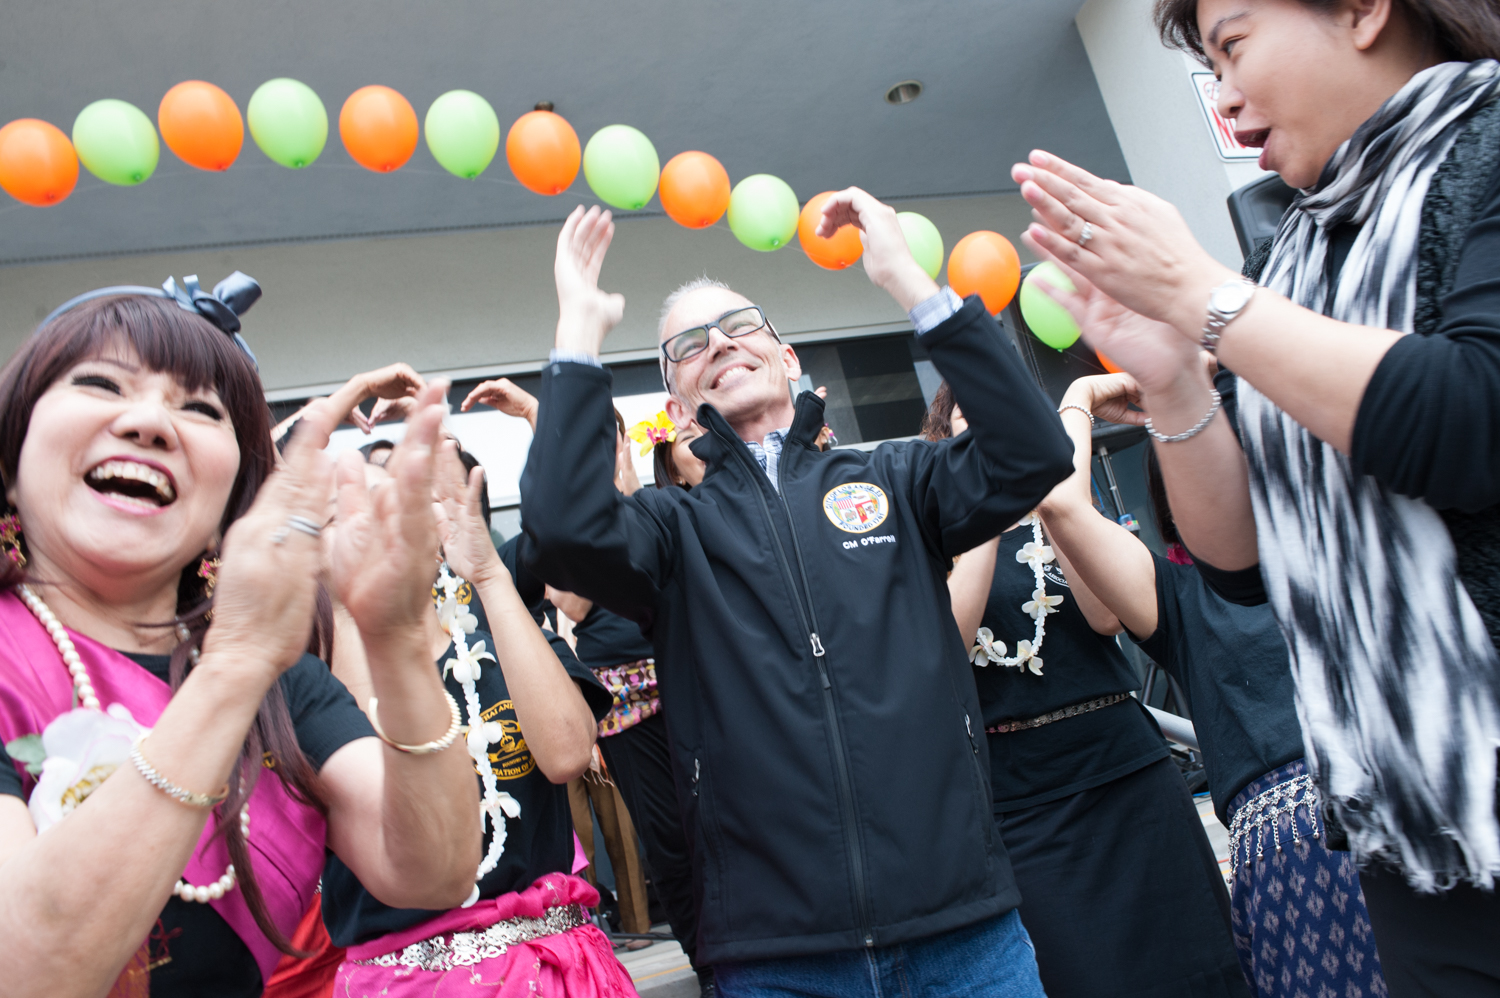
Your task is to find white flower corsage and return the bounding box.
[22,703,145,833]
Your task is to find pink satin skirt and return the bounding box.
[334,874,639,997]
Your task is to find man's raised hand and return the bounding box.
[818,187,939,313]
[555,205,626,357]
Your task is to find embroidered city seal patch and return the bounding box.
[822,482,890,533]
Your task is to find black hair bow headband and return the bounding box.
[40,271,263,368]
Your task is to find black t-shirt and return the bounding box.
[320,628,612,947]
[976,523,1168,812]
[572,604,654,670]
[1130,554,1305,825]
[0,741,22,799]
[0,652,373,998]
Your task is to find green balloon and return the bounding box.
[582,125,659,210]
[247,78,328,169]
[1019,262,1082,351]
[897,212,944,279]
[727,174,798,251]
[72,99,158,186]
[425,90,500,179]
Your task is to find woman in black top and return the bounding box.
[1038,373,1385,998]
[929,387,1246,998]
[1013,3,1500,990]
[320,450,632,996]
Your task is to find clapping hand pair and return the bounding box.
[207,382,453,680]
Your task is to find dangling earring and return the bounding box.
[198,555,220,602]
[0,513,26,569]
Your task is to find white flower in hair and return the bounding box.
[1022,588,1064,621]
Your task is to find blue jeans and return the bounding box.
[714,909,1047,998]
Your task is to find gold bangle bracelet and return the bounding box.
[131,737,230,809]
[368,690,462,755]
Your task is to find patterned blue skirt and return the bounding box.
[1227,759,1387,997]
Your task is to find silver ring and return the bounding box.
[272,515,323,545]
[1077,222,1094,247]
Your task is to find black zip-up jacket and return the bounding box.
[520,296,1073,964]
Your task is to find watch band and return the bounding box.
[1199,279,1256,355]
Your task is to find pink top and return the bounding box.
[0,590,328,983]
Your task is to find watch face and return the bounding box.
[1210,281,1254,313]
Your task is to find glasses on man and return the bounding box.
[660,306,777,364]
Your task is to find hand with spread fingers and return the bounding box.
[432,441,505,588]
[460,378,539,430]
[554,205,626,357]
[204,402,337,680]
[1013,151,1241,337]
[817,187,940,312]
[328,381,448,639]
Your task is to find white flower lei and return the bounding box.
[435,564,521,908]
[969,512,1063,676]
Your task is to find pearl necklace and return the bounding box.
[18,583,248,904]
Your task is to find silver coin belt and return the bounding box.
[1226,773,1320,878]
[351,902,589,973]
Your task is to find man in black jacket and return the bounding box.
[521,190,1073,996]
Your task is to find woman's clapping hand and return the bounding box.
[327,382,449,639]
[432,442,505,588]
[205,404,337,678]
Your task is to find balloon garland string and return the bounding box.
[970,512,1063,676]
[435,563,521,908]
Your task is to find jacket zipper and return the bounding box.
[727,433,874,947]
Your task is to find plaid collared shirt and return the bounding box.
[744,428,791,493]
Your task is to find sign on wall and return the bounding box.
[1189,71,1260,161]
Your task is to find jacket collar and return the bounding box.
[688,391,828,475]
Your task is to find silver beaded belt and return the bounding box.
[986,692,1132,734]
[351,902,590,974]
[1226,773,1320,877]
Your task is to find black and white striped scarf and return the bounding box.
[1240,60,1500,891]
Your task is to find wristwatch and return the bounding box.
[1199,278,1257,354]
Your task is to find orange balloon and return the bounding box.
[798,191,864,270]
[659,151,730,228]
[506,110,580,195]
[159,81,243,171]
[948,230,1021,314]
[339,85,418,173]
[0,119,78,206]
[1096,351,1123,374]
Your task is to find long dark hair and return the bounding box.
[0,295,322,956]
[920,381,958,442]
[1155,0,1500,64]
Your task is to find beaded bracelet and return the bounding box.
[1056,403,1094,425]
[368,690,463,755]
[131,738,230,809]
